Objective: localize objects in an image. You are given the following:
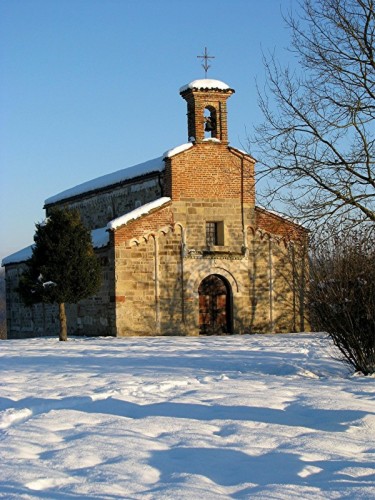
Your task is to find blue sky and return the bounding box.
[1,0,297,261]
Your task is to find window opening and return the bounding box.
[206,222,217,246]
[204,106,217,138]
[206,221,224,246]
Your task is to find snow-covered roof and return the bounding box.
[255,205,306,228]
[2,227,110,266]
[163,143,193,158]
[44,140,198,207]
[229,145,251,156]
[45,156,165,206]
[180,79,231,93]
[2,245,34,266]
[108,197,171,231]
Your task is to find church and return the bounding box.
[3,78,308,338]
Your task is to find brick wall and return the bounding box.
[180,87,234,144]
[164,143,255,204]
[255,206,307,242]
[112,204,174,244]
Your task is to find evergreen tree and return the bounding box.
[19,209,102,341]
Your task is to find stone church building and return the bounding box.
[3,79,308,338]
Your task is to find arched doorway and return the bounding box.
[198,274,232,335]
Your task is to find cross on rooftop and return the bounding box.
[197,47,215,78]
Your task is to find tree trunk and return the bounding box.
[59,302,68,341]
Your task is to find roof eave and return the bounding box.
[44,169,164,209]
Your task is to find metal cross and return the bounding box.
[197,47,215,78]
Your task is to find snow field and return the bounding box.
[0,333,374,499]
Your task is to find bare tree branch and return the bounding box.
[251,0,375,230]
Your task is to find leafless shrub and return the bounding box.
[309,229,375,374]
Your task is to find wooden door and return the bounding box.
[198,275,231,335]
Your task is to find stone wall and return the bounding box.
[45,174,163,230]
[172,198,253,252]
[4,172,163,339]
[112,203,179,336]
[5,246,115,339]
[110,193,308,336]
[114,228,185,336]
[5,263,60,338]
[247,232,308,333]
[112,227,307,336]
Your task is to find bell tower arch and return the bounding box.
[179,80,235,144]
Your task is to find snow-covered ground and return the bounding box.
[0,333,374,499]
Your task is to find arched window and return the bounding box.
[203,106,217,138]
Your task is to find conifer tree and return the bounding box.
[19,209,102,341]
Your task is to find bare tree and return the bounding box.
[253,0,375,230]
[309,229,375,374]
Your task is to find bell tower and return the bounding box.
[179,79,235,145]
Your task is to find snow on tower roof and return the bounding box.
[44,156,165,206]
[179,79,231,93]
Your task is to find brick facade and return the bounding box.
[3,79,309,338]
